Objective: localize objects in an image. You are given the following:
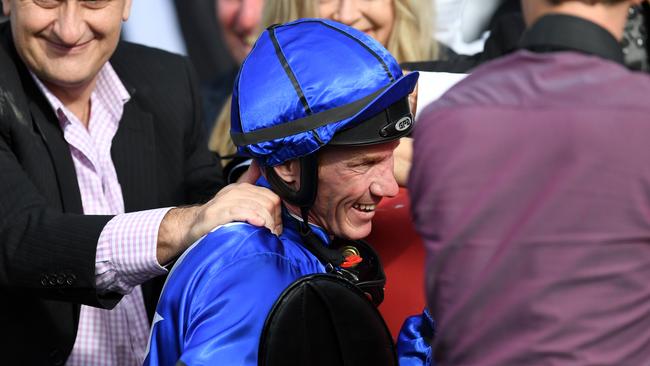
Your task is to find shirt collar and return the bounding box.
[94,62,131,120]
[30,62,131,126]
[520,14,624,65]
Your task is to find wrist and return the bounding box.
[157,206,199,265]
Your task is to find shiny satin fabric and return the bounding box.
[231,19,418,167]
[144,214,434,365]
[144,175,433,365]
[397,309,435,366]
[143,212,328,366]
[143,209,434,365]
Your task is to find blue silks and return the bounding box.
[143,211,328,366]
[143,182,433,365]
[397,308,435,366]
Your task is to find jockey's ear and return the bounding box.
[271,159,301,189]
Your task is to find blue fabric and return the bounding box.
[231,19,418,167]
[397,308,435,366]
[143,180,432,365]
[143,210,328,366]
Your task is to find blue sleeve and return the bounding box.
[396,308,435,366]
[178,252,310,366]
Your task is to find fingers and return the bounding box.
[226,206,283,236]
[393,137,413,187]
[395,137,413,165]
[160,181,284,263]
[237,184,282,235]
[220,182,281,210]
[218,197,283,235]
[409,81,419,118]
[195,182,283,237]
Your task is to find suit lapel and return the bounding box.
[112,98,158,213]
[28,99,85,214]
[2,22,84,214]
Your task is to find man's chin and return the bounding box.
[337,224,372,241]
[38,69,98,92]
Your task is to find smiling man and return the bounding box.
[144,19,425,366]
[0,0,282,365]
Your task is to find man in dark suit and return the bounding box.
[0,0,280,364]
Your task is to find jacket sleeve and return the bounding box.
[0,129,120,308]
[0,34,119,308]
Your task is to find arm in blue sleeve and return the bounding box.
[179,252,308,366]
[397,308,435,366]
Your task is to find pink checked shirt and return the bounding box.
[33,64,169,366]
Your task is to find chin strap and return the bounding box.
[265,154,346,269]
[265,154,319,209]
[295,211,387,306]
[298,206,345,271]
[266,154,385,305]
[286,201,386,306]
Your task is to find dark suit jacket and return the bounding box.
[0,22,223,365]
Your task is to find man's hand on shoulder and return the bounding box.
[156,161,282,265]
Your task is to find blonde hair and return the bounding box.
[388,0,437,62]
[261,0,438,63]
[208,94,236,164]
[209,0,437,160]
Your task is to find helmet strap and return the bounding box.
[298,206,345,270]
[267,156,385,305]
[265,154,346,268]
[265,153,319,209]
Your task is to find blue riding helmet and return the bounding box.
[230,18,419,168]
[228,22,416,358]
[231,18,418,213]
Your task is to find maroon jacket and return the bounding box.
[410,15,650,365]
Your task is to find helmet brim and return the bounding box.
[328,71,418,146]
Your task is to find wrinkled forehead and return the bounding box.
[317,140,399,166]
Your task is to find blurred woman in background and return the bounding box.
[262,0,438,63]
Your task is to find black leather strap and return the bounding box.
[264,153,319,209]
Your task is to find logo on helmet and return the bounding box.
[395,116,413,132]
